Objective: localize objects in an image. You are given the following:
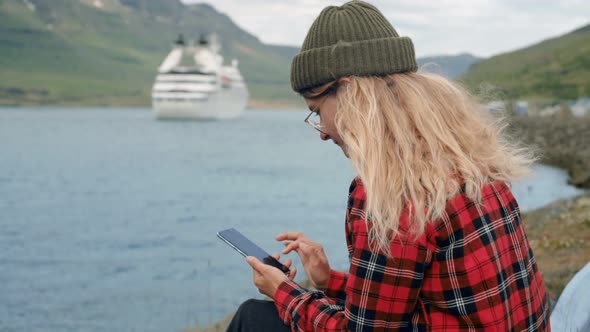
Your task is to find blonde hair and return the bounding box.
[303,72,535,254]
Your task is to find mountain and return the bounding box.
[0,0,300,107]
[417,53,482,79]
[0,0,490,108]
[461,23,590,100]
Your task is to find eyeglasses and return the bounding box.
[303,82,339,134]
[304,110,326,134]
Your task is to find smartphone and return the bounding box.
[217,228,291,275]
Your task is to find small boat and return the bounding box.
[152,34,248,120]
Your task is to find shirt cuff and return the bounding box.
[324,270,348,298]
[274,279,307,325]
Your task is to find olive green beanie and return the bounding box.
[290,0,417,93]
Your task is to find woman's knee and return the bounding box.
[236,298,266,316]
[228,299,287,332]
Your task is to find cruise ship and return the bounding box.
[152,34,249,120]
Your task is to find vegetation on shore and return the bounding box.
[523,192,590,297]
[508,114,590,189]
[508,115,590,297]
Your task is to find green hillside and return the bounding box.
[461,24,590,100]
[0,0,494,108]
[0,0,301,107]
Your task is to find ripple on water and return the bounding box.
[176,215,198,223]
[125,236,176,250]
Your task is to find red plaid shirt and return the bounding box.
[274,178,550,331]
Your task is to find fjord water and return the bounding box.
[0,107,584,331]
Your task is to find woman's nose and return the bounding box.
[320,132,329,141]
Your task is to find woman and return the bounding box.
[228,1,550,331]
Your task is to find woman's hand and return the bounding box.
[276,232,331,290]
[247,253,296,300]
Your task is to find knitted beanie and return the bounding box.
[291,1,417,93]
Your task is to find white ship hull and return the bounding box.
[152,82,248,120]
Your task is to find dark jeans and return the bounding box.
[226,299,291,332]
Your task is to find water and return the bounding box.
[0,107,585,332]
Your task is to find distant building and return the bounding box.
[516,101,528,115]
[485,101,505,114]
[487,97,589,117]
[571,97,590,117]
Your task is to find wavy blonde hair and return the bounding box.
[303,72,535,253]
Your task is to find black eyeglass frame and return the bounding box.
[302,83,340,135]
[304,110,326,134]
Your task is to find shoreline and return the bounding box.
[0,100,305,110]
[508,115,590,190]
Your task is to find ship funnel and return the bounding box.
[175,34,185,46]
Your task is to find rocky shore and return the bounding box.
[508,115,590,189]
[522,191,590,296]
[508,114,590,300]
[187,114,590,332]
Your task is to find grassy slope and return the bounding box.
[13,0,587,107]
[0,0,161,104]
[1,0,499,108]
[461,24,590,99]
[0,0,301,107]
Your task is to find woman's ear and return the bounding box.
[337,77,351,94]
[338,77,351,85]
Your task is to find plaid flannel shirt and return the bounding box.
[274,178,550,331]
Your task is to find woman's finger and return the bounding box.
[246,256,267,274]
[276,232,306,241]
[284,259,292,268]
[299,242,312,253]
[289,268,297,280]
[251,262,263,290]
[282,240,300,254]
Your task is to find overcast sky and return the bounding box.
[183,0,589,57]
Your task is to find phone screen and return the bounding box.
[217,228,290,275]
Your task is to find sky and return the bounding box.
[183,0,589,58]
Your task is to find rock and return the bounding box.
[508,115,590,189]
